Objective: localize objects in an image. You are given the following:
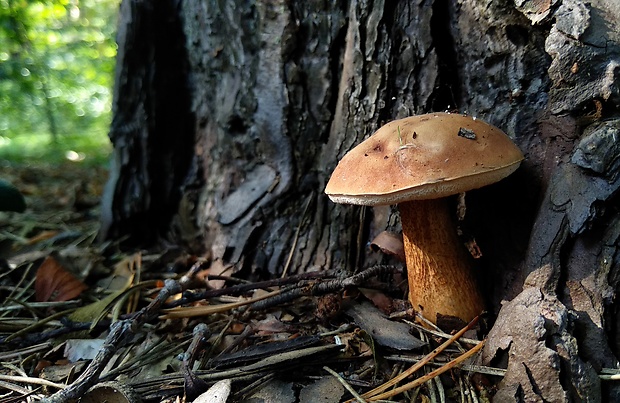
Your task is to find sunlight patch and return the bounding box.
[65,150,85,162]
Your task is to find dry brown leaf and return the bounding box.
[370,231,405,262]
[229,322,246,333]
[359,288,394,314]
[35,256,87,302]
[253,314,291,334]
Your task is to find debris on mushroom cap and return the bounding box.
[325,113,524,206]
[458,127,476,140]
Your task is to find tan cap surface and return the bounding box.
[325,113,524,205]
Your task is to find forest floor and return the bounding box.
[0,163,495,402]
[0,162,106,278]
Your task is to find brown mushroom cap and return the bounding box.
[325,113,524,205]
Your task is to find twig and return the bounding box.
[0,342,52,360]
[0,379,41,398]
[4,308,78,343]
[381,356,506,377]
[404,319,480,347]
[433,373,445,403]
[165,270,334,308]
[212,322,253,359]
[249,265,400,310]
[319,323,354,337]
[323,366,367,403]
[367,341,486,401]
[182,323,212,400]
[234,372,277,400]
[160,287,284,319]
[41,279,182,402]
[465,374,479,403]
[101,338,188,382]
[178,258,209,289]
[0,300,81,313]
[428,372,438,402]
[0,374,66,390]
[4,320,108,347]
[360,316,479,399]
[281,193,313,278]
[184,323,211,364]
[311,265,401,295]
[247,287,307,310]
[459,375,466,403]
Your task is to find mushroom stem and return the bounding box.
[400,198,484,324]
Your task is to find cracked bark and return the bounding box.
[103,0,620,400]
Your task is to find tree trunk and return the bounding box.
[102,0,620,400]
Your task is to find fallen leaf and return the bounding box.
[39,361,88,383]
[243,379,295,403]
[370,231,405,262]
[229,322,245,333]
[68,281,133,325]
[64,339,105,362]
[359,288,394,313]
[35,256,87,302]
[299,376,345,403]
[345,301,426,350]
[253,314,291,334]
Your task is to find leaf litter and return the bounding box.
[0,163,500,402]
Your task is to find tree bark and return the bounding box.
[102,0,620,400]
[100,0,195,244]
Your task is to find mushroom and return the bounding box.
[325,113,524,325]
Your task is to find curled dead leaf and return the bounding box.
[35,256,87,302]
[370,231,405,262]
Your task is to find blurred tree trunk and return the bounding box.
[102,0,620,400]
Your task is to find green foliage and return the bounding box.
[0,130,111,165]
[0,0,119,164]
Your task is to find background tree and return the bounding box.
[101,0,620,400]
[0,0,118,145]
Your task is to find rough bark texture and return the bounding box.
[100,0,195,244]
[103,0,620,400]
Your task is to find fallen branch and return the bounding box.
[41,279,182,402]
